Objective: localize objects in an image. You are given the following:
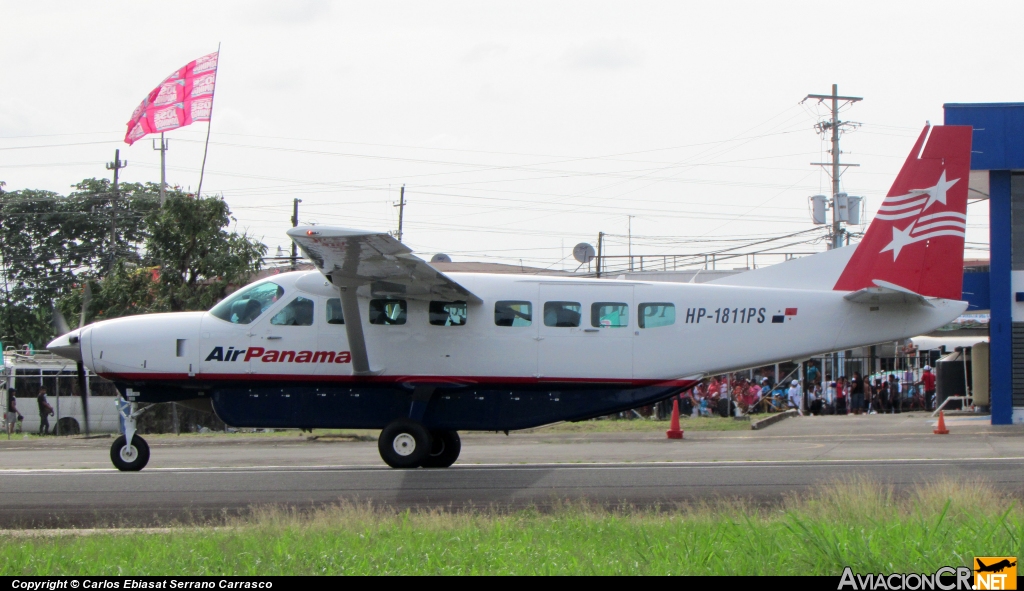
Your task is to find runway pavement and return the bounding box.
[0,414,1020,527]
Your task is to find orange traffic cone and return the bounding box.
[933,410,950,435]
[666,398,684,439]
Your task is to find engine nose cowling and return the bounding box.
[47,329,84,362]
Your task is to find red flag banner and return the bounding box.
[124,51,219,145]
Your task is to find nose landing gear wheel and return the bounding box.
[378,419,431,468]
[422,430,461,468]
[110,434,150,471]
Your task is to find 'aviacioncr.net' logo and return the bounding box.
[974,557,1017,590]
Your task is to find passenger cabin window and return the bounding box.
[639,303,675,328]
[326,298,345,325]
[209,282,284,325]
[429,301,467,326]
[495,301,532,327]
[544,301,581,327]
[270,296,314,326]
[592,302,628,328]
[369,299,407,325]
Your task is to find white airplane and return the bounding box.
[48,124,972,471]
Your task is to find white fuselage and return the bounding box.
[73,270,966,387]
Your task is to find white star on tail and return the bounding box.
[915,171,959,212]
[880,221,916,261]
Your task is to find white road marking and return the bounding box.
[0,456,1021,475]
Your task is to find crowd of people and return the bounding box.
[676,362,939,417]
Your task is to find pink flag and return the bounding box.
[124,51,219,145]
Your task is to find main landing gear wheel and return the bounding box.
[110,434,150,471]
[378,419,432,468]
[422,430,461,468]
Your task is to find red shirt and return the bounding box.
[922,371,936,391]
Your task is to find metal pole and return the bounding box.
[596,232,604,278]
[196,43,221,200]
[628,215,634,272]
[395,185,406,242]
[830,84,841,249]
[153,133,168,205]
[105,149,127,272]
[290,198,301,271]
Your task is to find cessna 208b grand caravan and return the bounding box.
[49,124,972,471]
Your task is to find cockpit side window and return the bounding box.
[270,296,315,326]
[209,282,284,325]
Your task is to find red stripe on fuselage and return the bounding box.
[97,371,698,389]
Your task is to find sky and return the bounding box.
[2,0,1017,271]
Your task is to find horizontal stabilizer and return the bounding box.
[843,280,935,308]
[288,226,481,302]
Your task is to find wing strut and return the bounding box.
[339,287,373,375]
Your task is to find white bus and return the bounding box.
[2,349,120,435]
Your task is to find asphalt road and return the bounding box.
[2,458,1022,528]
[1,414,1020,527]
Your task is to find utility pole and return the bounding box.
[803,84,861,249]
[393,185,406,242]
[596,232,604,278]
[627,215,634,272]
[105,149,127,271]
[290,198,302,270]
[152,133,169,206]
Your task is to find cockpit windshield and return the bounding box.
[209,282,285,324]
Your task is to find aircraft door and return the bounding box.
[537,285,633,381]
[199,281,288,376]
[249,295,321,376]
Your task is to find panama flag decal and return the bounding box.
[771,308,798,324]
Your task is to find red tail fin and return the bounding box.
[833,125,972,300]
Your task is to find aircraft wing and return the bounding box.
[287,226,481,303]
[843,280,935,308]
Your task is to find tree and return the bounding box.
[70,189,267,321]
[1,179,265,347]
[144,190,267,312]
[0,179,160,346]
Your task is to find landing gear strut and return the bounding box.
[377,420,461,468]
[111,400,150,471]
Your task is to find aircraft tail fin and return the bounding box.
[832,125,973,300]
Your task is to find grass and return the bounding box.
[1,478,1019,575]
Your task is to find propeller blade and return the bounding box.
[76,360,90,437]
[52,306,71,336]
[79,283,92,329]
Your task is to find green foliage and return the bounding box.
[0,479,1020,575]
[144,191,266,312]
[0,179,265,345]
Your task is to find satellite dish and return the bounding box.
[431,253,452,263]
[572,243,596,264]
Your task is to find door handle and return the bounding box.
[266,336,282,340]
[584,328,600,333]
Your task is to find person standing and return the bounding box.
[888,374,902,413]
[37,388,53,435]
[920,366,937,411]
[850,372,865,415]
[787,380,803,415]
[5,388,18,438]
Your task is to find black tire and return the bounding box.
[56,417,80,436]
[378,419,432,469]
[422,430,461,468]
[110,435,150,471]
